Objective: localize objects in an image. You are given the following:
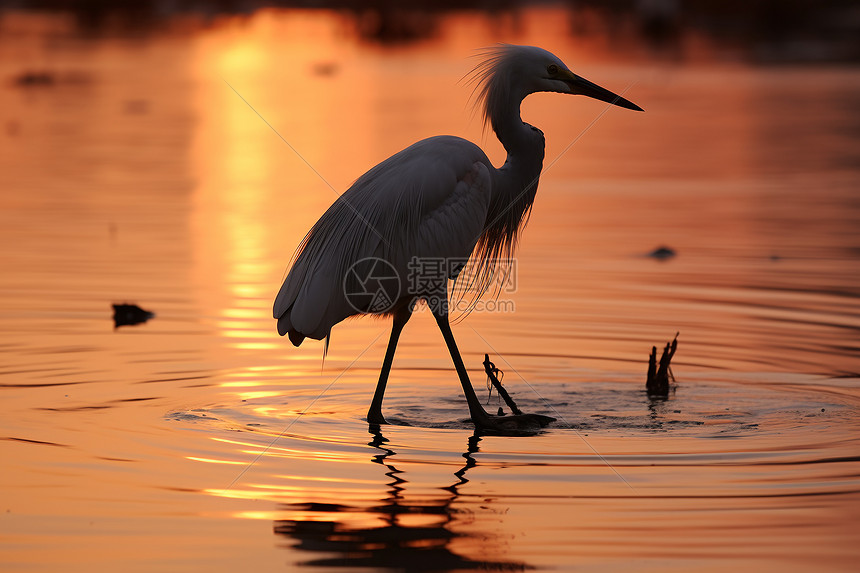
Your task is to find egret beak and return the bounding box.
[561,70,643,111]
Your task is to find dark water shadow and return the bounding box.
[273,426,530,571]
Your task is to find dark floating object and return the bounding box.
[13,70,91,88]
[112,303,155,328]
[311,61,339,77]
[14,71,55,86]
[123,99,150,115]
[646,332,678,398]
[647,246,676,260]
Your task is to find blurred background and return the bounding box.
[3,0,860,61]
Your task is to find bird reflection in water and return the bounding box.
[273,426,528,571]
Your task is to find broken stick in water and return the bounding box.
[646,332,678,397]
[482,354,522,416]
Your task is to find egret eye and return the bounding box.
[547,64,559,76]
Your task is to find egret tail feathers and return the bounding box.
[276,305,306,347]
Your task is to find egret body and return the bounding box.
[274,45,642,430]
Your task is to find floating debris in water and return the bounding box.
[112,303,154,328]
[123,99,149,115]
[481,355,557,428]
[14,71,55,86]
[12,70,91,88]
[647,332,678,397]
[483,353,521,415]
[646,246,676,260]
[166,410,216,423]
[311,61,339,76]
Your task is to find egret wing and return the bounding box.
[274,136,492,341]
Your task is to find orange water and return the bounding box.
[1,8,859,572]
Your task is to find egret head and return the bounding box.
[470,45,642,131]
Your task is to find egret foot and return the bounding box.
[366,409,388,425]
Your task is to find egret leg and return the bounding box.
[432,309,493,427]
[434,308,555,431]
[367,305,412,425]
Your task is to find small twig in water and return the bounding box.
[483,353,523,415]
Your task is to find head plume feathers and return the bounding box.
[465,44,561,135]
[465,44,520,133]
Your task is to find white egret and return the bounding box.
[274,45,642,430]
